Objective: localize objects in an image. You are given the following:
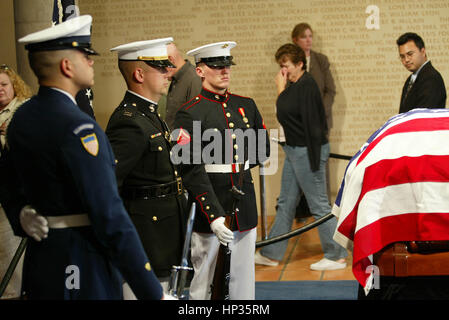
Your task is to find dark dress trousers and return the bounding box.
[106,91,187,278]
[173,88,270,233]
[0,87,162,299]
[399,61,446,114]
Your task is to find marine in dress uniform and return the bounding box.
[173,42,270,300]
[106,39,187,288]
[0,16,163,300]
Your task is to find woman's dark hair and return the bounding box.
[275,43,307,70]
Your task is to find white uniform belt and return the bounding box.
[204,161,250,173]
[46,214,91,229]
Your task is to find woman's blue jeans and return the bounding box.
[260,143,347,261]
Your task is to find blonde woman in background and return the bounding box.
[0,64,32,299]
[0,65,32,148]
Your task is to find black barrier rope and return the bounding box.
[0,237,27,298]
[256,213,334,248]
[255,152,352,248]
[329,153,352,161]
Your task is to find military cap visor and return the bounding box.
[122,57,176,69]
[198,56,236,67]
[24,36,99,55]
[145,60,176,68]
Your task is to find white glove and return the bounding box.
[210,216,234,245]
[162,293,178,300]
[20,205,49,241]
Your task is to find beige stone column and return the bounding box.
[0,0,17,70]
[13,0,52,93]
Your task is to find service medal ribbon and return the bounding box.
[150,132,162,139]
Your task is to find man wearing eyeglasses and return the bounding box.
[397,32,446,114]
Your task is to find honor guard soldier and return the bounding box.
[0,16,165,299]
[106,38,188,297]
[173,41,270,299]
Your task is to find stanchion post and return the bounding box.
[259,164,268,240]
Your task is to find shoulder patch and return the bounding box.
[80,133,99,156]
[176,127,191,145]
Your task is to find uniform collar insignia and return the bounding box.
[201,88,229,103]
[125,90,158,114]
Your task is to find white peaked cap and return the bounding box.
[110,37,175,67]
[18,15,97,55]
[187,41,237,66]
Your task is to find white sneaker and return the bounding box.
[310,258,346,271]
[254,251,279,266]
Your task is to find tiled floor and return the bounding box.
[255,216,355,282]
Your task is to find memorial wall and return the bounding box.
[12,0,449,215]
[0,1,17,70]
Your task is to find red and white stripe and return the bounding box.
[332,109,449,293]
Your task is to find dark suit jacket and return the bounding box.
[309,50,336,129]
[399,61,446,114]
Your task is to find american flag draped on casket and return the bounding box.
[332,108,449,293]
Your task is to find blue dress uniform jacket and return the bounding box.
[173,88,270,233]
[0,87,162,300]
[105,91,187,278]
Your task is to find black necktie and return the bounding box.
[404,77,414,99]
